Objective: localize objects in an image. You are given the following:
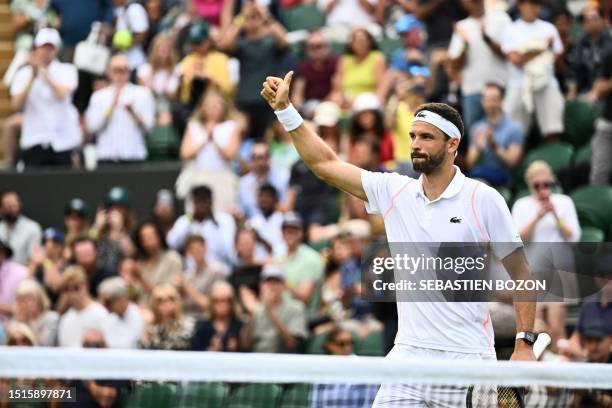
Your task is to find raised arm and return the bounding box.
[261,72,367,201]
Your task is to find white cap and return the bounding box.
[34,28,62,49]
[261,264,285,281]
[352,92,381,113]
[313,101,341,127]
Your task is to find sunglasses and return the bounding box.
[333,339,353,347]
[112,67,130,73]
[65,284,82,292]
[83,342,105,348]
[212,297,232,303]
[156,296,177,303]
[532,181,553,191]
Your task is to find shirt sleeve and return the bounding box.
[549,24,564,56]
[166,216,191,250]
[361,169,408,215]
[10,66,34,96]
[85,90,108,134]
[447,30,465,59]
[60,63,78,92]
[507,122,525,146]
[479,184,523,259]
[500,25,516,54]
[134,87,155,131]
[127,3,149,33]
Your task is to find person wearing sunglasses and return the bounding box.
[311,326,378,407]
[57,266,109,348]
[511,160,581,351]
[139,283,194,350]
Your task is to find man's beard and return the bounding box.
[2,213,18,225]
[411,148,446,174]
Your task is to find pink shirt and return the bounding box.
[193,0,225,26]
[0,261,28,320]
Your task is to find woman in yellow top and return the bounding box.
[331,28,386,109]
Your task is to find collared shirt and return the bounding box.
[501,18,563,86]
[0,216,42,266]
[276,244,324,290]
[447,10,511,96]
[569,29,612,93]
[247,211,285,254]
[166,213,236,266]
[10,60,81,152]
[361,166,522,354]
[103,302,144,349]
[0,261,28,320]
[57,301,109,347]
[238,170,289,219]
[85,83,155,161]
[252,295,308,353]
[470,115,524,176]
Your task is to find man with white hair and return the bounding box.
[85,54,155,164]
[10,28,81,167]
[98,276,144,349]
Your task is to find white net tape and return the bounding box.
[0,346,611,389]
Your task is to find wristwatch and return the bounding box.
[516,331,537,345]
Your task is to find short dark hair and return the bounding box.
[413,103,465,139]
[71,235,97,252]
[191,185,212,202]
[134,221,168,258]
[484,82,505,99]
[346,28,379,55]
[258,183,279,200]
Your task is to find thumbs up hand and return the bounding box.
[260,71,294,111]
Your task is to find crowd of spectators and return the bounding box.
[0,0,611,405]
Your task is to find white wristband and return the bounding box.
[274,104,303,132]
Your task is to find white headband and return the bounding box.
[413,110,462,139]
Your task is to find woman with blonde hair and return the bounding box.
[511,160,581,352]
[139,283,194,350]
[178,88,242,212]
[137,33,181,160]
[11,279,58,347]
[190,280,243,351]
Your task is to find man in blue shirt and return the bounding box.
[466,83,525,186]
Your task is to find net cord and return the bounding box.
[0,346,610,389]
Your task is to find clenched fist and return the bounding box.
[260,71,293,111]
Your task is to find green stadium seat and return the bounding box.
[524,143,575,174]
[355,330,385,356]
[281,5,326,32]
[227,384,283,408]
[574,144,592,166]
[306,332,328,354]
[570,185,612,235]
[177,382,228,408]
[329,41,346,55]
[379,37,402,59]
[579,226,605,243]
[124,383,178,408]
[281,384,312,408]
[563,100,598,148]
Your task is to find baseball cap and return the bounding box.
[65,198,89,217]
[106,186,130,208]
[352,92,381,113]
[34,28,62,48]
[189,21,210,44]
[261,265,285,282]
[282,212,303,229]
[581,318,608,339]
[42,228,64,245]
[313,102,341,128]
[395,14,424,34]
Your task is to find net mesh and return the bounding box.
[0,346,611,407]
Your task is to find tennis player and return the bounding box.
[261,72,537,407]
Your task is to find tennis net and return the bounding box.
[0,346,611,407]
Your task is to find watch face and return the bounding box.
[525,332,536,344]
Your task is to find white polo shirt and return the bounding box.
[10,60,81,152]
[361,166,522,354]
